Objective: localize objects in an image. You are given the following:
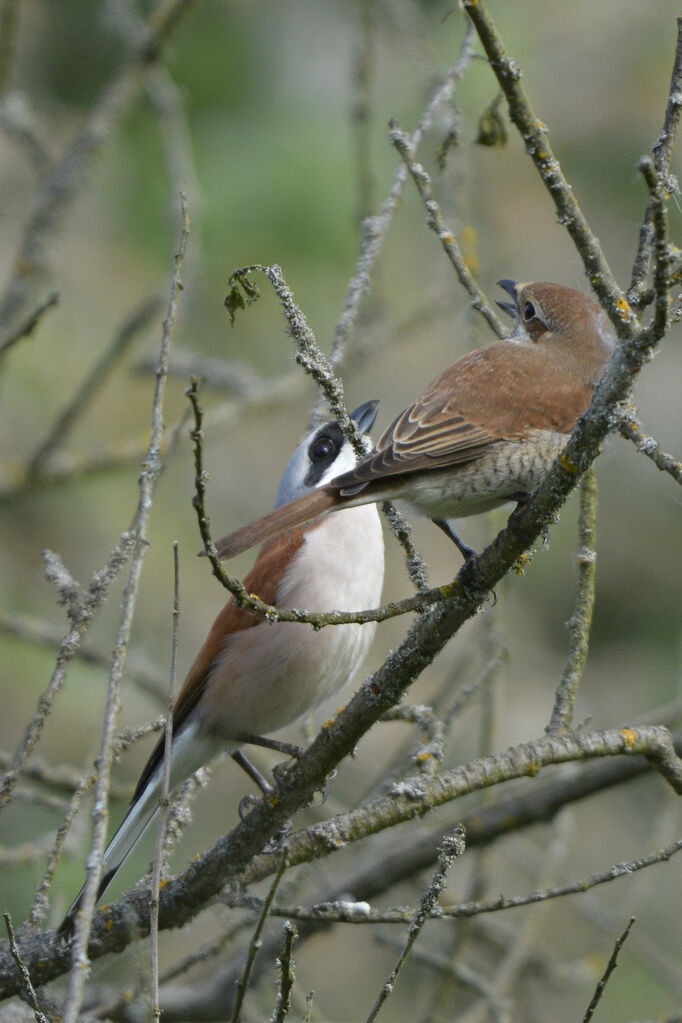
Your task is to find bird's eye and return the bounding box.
[309,436,337,462]
[523,301,536,321]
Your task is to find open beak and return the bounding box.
[496,279,520,318]
[350,399,380,434]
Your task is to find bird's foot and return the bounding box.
[262,820,294,853]
[432,518,478,562]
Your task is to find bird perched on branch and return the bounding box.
[60,400,384,938]
[213,281,615,561]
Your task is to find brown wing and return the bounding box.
[131,528,305,803]
[333,341,593,493]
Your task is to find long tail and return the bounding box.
[59,723,216,940]
[59,778,162,939]
[212,487,341,559]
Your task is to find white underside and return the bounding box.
[202,502,385,738]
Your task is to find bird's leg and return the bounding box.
[236,733,332,804]
[231,750,275,818]
[236,733,306,759]
[432,518,478,561]
[433,517,498,604]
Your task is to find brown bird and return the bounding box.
[213,281,615,560]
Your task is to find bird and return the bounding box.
[60,400,385,937]
[212,281,616,561]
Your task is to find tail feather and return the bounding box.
[59,782,161,939]
[212,487,340,559]
[58,723,217,940]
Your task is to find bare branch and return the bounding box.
[231,849,289,1023]
[0,0,198,335]
[0,608,167,700]
[270,920,298,1023]
[618,412,682,485]
[330,21,476,367]
[0,534,135,812]
[150,541,180,1021]
[547,466,598,733]
[0,291,58,361]
[3,913,50,1023]
[364,827,465,1023]
[629,17,682,303]
[27,295,162,476]
[388,118,506,338]
[61,193,189,1023]
[583,917,636,1023]
[462,0,637,335]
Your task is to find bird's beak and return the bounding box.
[350,399,380,434]
[496,279,520,318]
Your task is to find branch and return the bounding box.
[546,466,598,732]
[263,837,682,927]
[618,412,682,485]
[388,118,506,339]
[0,0,197,335]
[61,193,189,1023]
[150,541,180,1021]
[0,608,167,700]
[0,291,58,362]
[629,17,682,303]
[582,918,636,1022]
[330,21,476,368]
[231,849,289,1023]
[462,0,637,336]
[187,378,439,627]
[27,295,162,476]
[364,827,465,1023]
[0,535,135,812]
[270,920,297,1023]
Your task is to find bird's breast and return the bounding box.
[200,504,384,740]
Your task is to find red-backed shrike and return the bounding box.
[60,401,384,935]
[213,281,615,560]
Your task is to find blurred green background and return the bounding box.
[0,1,680,1019]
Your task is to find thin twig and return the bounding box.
[352,0,375,226]
[0,535,135,812]
[619,412,682,485]
[28,716,164,927]
[226,263,364,451]
[224,266,435,601]
[583,917,636,1023]
[0,0,197,335]
[330,21,476,367]
[150,541,180,1020]
[61,193,189,1023]
[0,405,190,505]
[270,920,298,1023]
[462,0,637,337]
[247,838,682,928]
[0,92,52,175]
[629,17,682,303]
[546,466,598,733]
[0,607,167,700]
[0,291,58,360]
[388,118,506,338]
[3,913,49,1023]
[28,295,162,476]
[638,156,673,345]
[231,849,290,1023]
[364,827,466,1023]
[187,377,441,624]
